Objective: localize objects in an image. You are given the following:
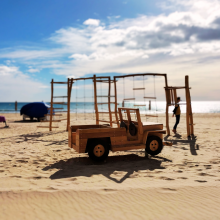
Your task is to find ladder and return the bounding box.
[94,75,119,127]
[37,78,74,131]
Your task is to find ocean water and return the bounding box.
[0,101,220,114]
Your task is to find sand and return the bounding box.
[0,113,220,219]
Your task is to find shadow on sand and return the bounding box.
[164,134,198,155]
[43,154,172,183]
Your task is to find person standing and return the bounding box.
[172,97,181,134]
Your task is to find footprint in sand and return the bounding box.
[16,159,28,163]
[160,188,177,193]
[0,170,4,173]
[177,177,188,179]
[159,176,175,181]
[204,165,212,169]
[198,172,216,177]
[195,180,207,183]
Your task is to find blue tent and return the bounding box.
[20,102,50,119]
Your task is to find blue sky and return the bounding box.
[0,0,220,102]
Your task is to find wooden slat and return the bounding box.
[97,102,118,104]
[98,120,118,123]
[98,112,117,114]
[78,127,125,134]
[53,102,68,105]
[123,98,135,100]
[52,82,68,84]
[134,104,146,106]
[143,97,156,99]
[97,96,115,97]
[133,88,145,90]
[114,73,167,79]
[111,144,145,152]
[48,108,64,110]
[145,115,158,117]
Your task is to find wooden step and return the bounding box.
[133,88,145,90]
[53,102,68,105]
[123,98,135,100]
[37,126,59,128]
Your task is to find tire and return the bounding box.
[145,135,163,156]
[120,121,127,130]
[88,139,109,162]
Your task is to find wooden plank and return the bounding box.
[68,126,72,148]
[133,88,145,90]
[145,115,158,117]
[98,120,118,123]
[53,96,68,98]
[123,98,135,100]
[78,127,125,134]
[136,109,143,135]
[93,75,99,125]
[48,108,64,110]
[79,131,126,139]
[50,79,54,131]
[113,77,120,128]
[98,112,117,114]
[97,102,118,104]
[185,75,190,137]
[53,102,68,105]
[134,104,146,106]
[143,97,156,99]
[111,144,145,152]
[108,77,113,127]
[114,73,167,79]
[118,107,139,111]
[52,82,68,84]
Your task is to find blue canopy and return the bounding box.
[20,102,50,118]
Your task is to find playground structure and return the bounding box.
[38,73,194,161]
[39,73,194,137]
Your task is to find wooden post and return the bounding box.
[114,77,120,127]
[49,79,54,131]
[15,101,17,111]
[149,100,151,110]
[108,77,113,127]
[93,75,99,125]
[164,75,170,135]
[66,78,73,131]
[185,75,190,137]
[173,89,177,104]
[185,75,194,135]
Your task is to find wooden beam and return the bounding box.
[133,88,145,90]
[134,104,146,106]
[49,79,54,131]
[52,82,68,84]
[123,98,135,100]
[143,97,156,99]
[114,73,167,79]
[145,115,158,117]
[93,75,99,125]
[37,126,59,128]
[108,77,113,127]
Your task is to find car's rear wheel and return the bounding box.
[88,140,109,162]
[145,135,163,156]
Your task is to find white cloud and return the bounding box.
[0,65,49,101]
[28,68,40,73]
[83,19,100,26]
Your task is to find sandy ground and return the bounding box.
[0,113,220,219]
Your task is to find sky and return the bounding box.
[0,0,220,102]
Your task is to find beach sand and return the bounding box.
[0,113,220,219]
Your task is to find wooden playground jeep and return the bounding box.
[68,108,166,161]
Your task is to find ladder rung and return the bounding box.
[134,105,146,106]
[48,108,64,110]
[143,97,156,99]
[145,115,158,117]
[60,118,67,121]
[52,82,68,84]
[189,124,195,125]
[37,126,59,128]
[40,120,61,122]
[133,88,145,90]
[54,111,68,113]
[53,96,68,98]
[53,102,68,105]
[123,98,135,100]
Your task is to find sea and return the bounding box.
[0,101,220,114]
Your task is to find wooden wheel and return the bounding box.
[88,139,109,161]
[93,144,105,157]
[145,135,163,156]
